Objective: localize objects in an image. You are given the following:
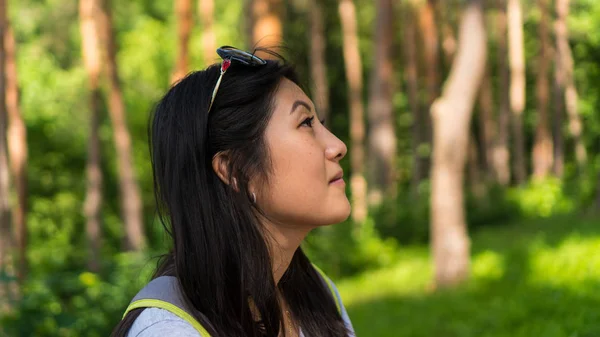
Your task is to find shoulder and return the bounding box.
[330,281,356,337]
[313,266,345,308]
[323,276,347,315]
[127,308,202,337]
[313,267,356,336]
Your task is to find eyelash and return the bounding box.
[300,117,326,128]
[301,116,315,128]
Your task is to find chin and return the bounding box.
[319,199,351,226]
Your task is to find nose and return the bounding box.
[323,128,347,162]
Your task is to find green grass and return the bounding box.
[336,215,600,337]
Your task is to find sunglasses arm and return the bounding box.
[208,58,231,113]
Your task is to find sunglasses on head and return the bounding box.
[208,46,267,112]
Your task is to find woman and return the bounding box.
[112,46,355,337]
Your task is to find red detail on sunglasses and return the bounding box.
[221,59,231,72]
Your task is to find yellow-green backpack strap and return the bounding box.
[123,299,211,336]
[122,276,211,336]
[312,264,342,314]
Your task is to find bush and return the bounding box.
[303,217,399,278]
[372,183,522,245]
[507,178,576,218]
[1,253,154,337]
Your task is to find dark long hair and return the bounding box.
[111,55,348,337]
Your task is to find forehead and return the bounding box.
[273,78,311,110]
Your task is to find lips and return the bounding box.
[329,171,344,184]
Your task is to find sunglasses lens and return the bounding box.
[217,46,266,66]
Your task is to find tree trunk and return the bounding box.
[555,0,586,172]
[467,131,485,197]
[97,0,145,251]
[430,0,486,288]
[244,0,254,49]
[308,0,330,124]
[417,0,439,181]
[199,0,216,66]
[439,0,457,67]
[532,0,553,180]
[552,11,565,177]
[552,56,565,177]
[0,0,15,308]
[367,0,396,205]
[250,0,283,50]
[339,0,367,224]
[79,0,103,272]
[507,0,526,184]
[172,0,193,83]
[419,0,440,108]
[4,14,27,282]
[493,0,511,186]
[477,61,495,180]
[403,2,423,197]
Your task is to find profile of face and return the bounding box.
[253,78,350,229]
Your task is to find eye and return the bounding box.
[300,116,315,128]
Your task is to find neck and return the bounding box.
[262,221,311,284]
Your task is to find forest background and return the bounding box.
[0,0,599,336]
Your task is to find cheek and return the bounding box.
[259,134,350,226]
[263,137,326,209]
[271,138,324,191]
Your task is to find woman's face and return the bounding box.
[254,78,350,228]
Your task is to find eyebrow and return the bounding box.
[289,100,312,115]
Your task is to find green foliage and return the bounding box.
[464,184,522,229]
[374,189,430,244]
[3,0,600,335]
[372,183,521,245]
[507,178,576,218]
[336,216,600,337]
[1,253,154,337]
[372,177,595,247]
[304,217,399,278]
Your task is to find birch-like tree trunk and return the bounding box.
[430,0,486,288]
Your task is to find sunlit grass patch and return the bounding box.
[337,215,600,337]
[336,246,431,304]
[528,234,600,289]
